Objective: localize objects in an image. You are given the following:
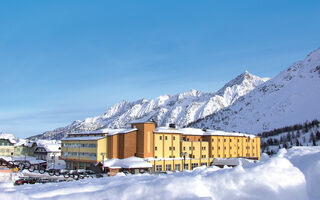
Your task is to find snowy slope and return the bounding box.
[1,146,319,200]
[190,47,320,134]
[31,72,267,140]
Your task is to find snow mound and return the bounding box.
[1,147,320,200]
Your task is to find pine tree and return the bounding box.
[312,139,317,146]
[316,131,320,140]
[296,131,301,138]
[310,132,315,143]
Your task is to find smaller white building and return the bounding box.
[34,142,65,169]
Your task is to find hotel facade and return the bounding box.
[61,121,260,171]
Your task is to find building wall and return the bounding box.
[0,139,15,156]
[154,133,180,159]
[97,137,107,162]
[61,140,100,169]
[132,123,156,158]
[122,131,137,158]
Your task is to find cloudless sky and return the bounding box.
[1,0,320,138]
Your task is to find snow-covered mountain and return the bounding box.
[30,72,268,140]
[190,48,320,133]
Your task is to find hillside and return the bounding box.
[30,72,267,140]
[189,47,320,134]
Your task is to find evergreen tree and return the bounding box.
[296,131,301,138]
[312,139,317,146]
[309,132,315,143]
[316,131,320,140]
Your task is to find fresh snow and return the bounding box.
[191,47,320,134]
[32,72,268,140]
[103,157,152,169]
[1,146,319,200]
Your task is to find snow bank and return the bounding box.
[103,157,152,169]
[0,147,319,200]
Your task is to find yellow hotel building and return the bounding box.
[61,121,260,171]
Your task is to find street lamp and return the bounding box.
[100,153,107,172]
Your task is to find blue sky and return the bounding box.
[1,0,320,138]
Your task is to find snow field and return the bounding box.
[1,146,319,200]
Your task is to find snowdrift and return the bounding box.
[0,147,319,200]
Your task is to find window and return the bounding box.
[79,162,84,169]
[191,163,198,169]
[224,147,226,150]
[160,136,162,140]
[187,138,189,141]
[224,139,226,142]
[225,154,227,157]
[183,147,186,151]
[218,154,220,157]
[193,147,195,150]
[201,155,206,158]
[218,139,220,142]
[230,147,232,150]
[218,147,220,150]
[165,136,168,140]
[173,156,175,158]
[184,164,189,170]
[201,163,207,166]
[173,147,175,151]
[175,164,180,171]
[192,155,195,158]
[202,147,206,150]
[155,156,157,158]
[156,165,162,172]
[238,139,240,142]
[169,156,172,158]
[198,139,200,141]
[173,136,175,140]
[189,154,192,158]
[169,147,172,150]
[189,147,191,150]
[212,147,214,150]
[166,164,171,171]
[230,139,232,142]
[155,147,157,151]
[212,138,214,142]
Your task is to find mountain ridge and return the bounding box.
[30,71,268,140]
[189,47,320,134]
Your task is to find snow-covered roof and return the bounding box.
[69,128,137,136]
[129,119,156,124]
[43,144,61,152]
[0,156,46,164]
[36,141,61,152]
[103,157,152,169]
[62,136,105,141]
[14,138,30,147]
[154,127,256,138]
[0,133,16,144]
